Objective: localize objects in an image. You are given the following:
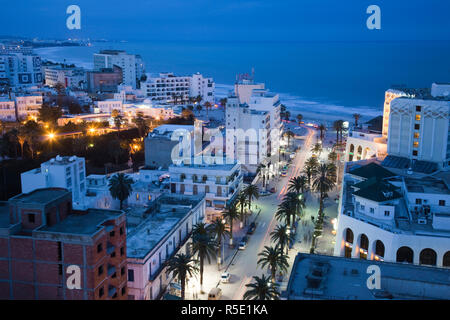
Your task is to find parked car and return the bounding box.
[221,272,231,283]
[281,171,287,177]
[239,236,248,250]
[247,222,257,235]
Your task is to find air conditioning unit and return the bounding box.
[418,218,427,225]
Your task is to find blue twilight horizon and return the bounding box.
[1,0,450,42]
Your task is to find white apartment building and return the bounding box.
[126,194,205,300]
[225,95,271,173]
[346,130,387,162]
[334,160,450,268]
[387,85,450,169]
[190,72,215,103]
[20,155,86,208]
[124,100,175,120]
[0,94,43,121]
[0,53,43,88]
[94,99,124,114]
[141,72,215,104]
[234,78,265,104]
[94,50,145,89]
[44,65,86,89]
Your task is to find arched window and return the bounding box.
[396,246,413,263]
[180,173,186,181]
[345,228,354,243]
[349,144,355,153]
[375,240,385,258]
[420,248,437,266]
[357,146,362,155]
[443,251,450,267]
[192,174,198,182]
[359,234,369,259]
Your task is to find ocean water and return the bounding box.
[35,40,450,123]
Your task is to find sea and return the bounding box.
[35,40,450,124]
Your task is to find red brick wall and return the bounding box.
[10,237,33,260]
[0,282,10,299]
[35,240,59,262]
[0,238,8,258]
[20,209,42,230]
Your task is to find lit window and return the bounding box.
[414,132,420,139]
[413,141,419,148]
[415,114,421,121]
[136,193,139,200]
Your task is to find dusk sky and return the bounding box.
[1,0,450,41]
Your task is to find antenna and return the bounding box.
[251,67,255,80]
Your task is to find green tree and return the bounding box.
[243,184,259,212]
[236,191,249,228]
[270,224,294,255]
[311,142,322,155]
[191,228,216,293]
[312,162,336,232]
[318,123,326,141]
[108,173,133,210]
[38,105,63,128]
[328,151,338,163]
[288,175,308,195]
[133,111,149,138]
[166,253,198,300]
[222,203,239,246]
[210,218,231,269]
[284,130,295,148]
[296,114,303,124]
[257,246,289,283]
[353,113,361,127]
[243,275,280,300]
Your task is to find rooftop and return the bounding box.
[39,209,124,235]
[348,162,395,180]
[285,253,450,300]
[126,194,203,259]
[353,180,402,203]
[9,188,69,205]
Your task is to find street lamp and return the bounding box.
[47,132,55,152]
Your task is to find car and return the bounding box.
[208,287,223,300]
[269,187,276,193]
[239,236,248,250]
[281,171,287,177]
[247,222,257,234]
[221,272,231,283]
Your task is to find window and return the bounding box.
[128,269,134,282]
[28,214,35,223]
[416,199,422,205]
[412,150,418,156]
[58,264,63,275]
[370,208,375,214]
[99,287,104,297]
[360,205,365,211]
[413,141,419,148]
[97,243,103,253]
[415,114,421,121]
[111,251,116,258]
[414,132,420,139]
[98,265,104,276]
[121,267,125,275]
[414,124,420,130]
[121,287,126,296]
[120,227,124,235]
[439,200,446,206]
[384,211,390,217]
[416,106,421,112]
[120,247,124,256]
[136,193,140,200]
[110,230,115,237]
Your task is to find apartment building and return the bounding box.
[0,94,43,122]
[0,188,127,300]
[86,65,123,93]
[93,50,145,89]
[0,53,43,89]
[44,64,86,89]
[21,156,86,209]
[190,72,215,103]
[126,194,205,300]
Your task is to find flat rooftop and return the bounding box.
[404,177,450,195]
[126,194,203,259]
[285,254,450,300]
[39,209,124,235]
[10,188,69,205]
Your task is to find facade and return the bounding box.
[169,159,242,222]
[189,72,215,103]
[141,72,215,104]
[126,194,205,300]
[0,98,16,121]
[334,161,450,268]
[387,93,450,168]
[21,156,86,209]
[234,78,265,105]
[93,50,145,89]
[346,130,387,162]
[44,65,86,89]
[14,95,43,120]
[0,53,43,89]
[0,188,127,300]
[94,99,124,114]
[225,95,271,172]
[87,65,123,93]
[284,253,450,300]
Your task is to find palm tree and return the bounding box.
[256,163,267,188]
[192,222,210,237]
[311,142,322,155]
[257,246,289,283]
[353,113,361,128]
[318,123,326,141]
[270,224,293,255]
[210,218,231,269]
[312,162,336,220]
[288,175,307,195]
[236,191,249,228]
[303,157,319,189]
[296,114,303,124]
[222,203,239,246]
[133,111,148,138]
[111,109,123,136]
[328,150,338,163]
[284,130,295,149]
[17,127,27,158]
[108,173,133,210]
[204,101,212,116]
[191,231,216,293]
[333,120,344,144]
[244,275,280,300]
[219,97,227,112]
[243,184,259,212]
[166,253,199,300]
[277,191,304,233]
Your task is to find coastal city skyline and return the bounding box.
[0,0,449,311]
